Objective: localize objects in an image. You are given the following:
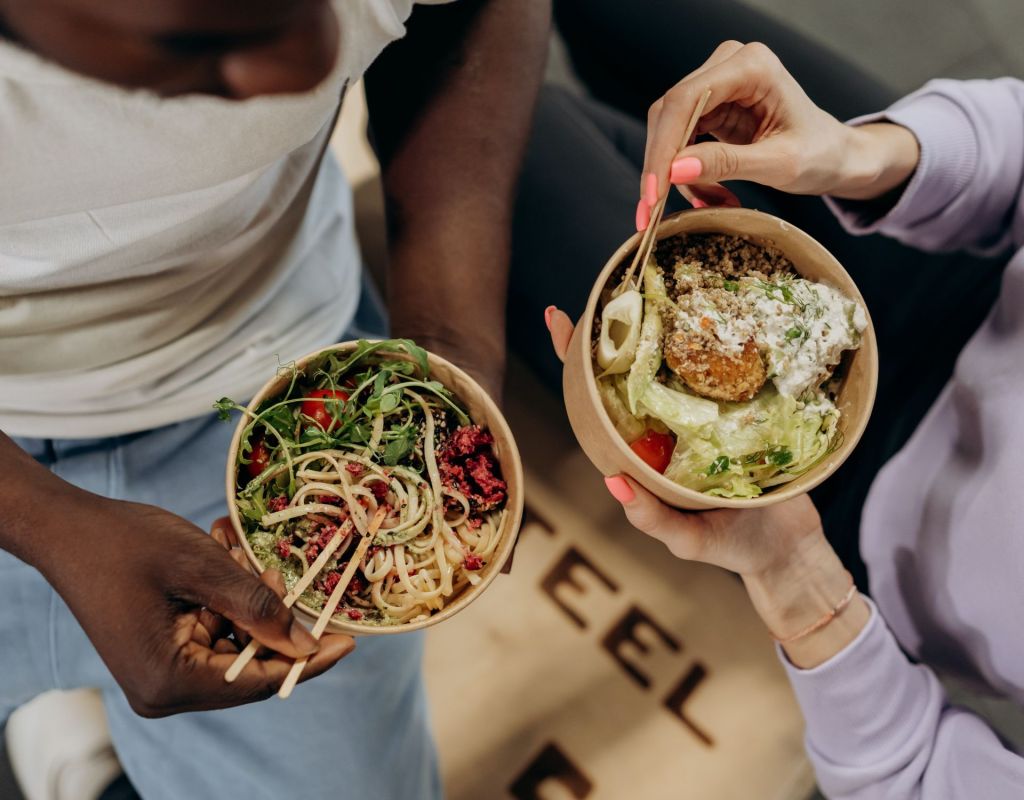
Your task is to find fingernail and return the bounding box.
[670,157,702,184]
[691,197,707,209]
[544,305,556,331]
[289,619,319,655]
[635,199,651,232]
[643,172,658,206]
[604,475,635,504]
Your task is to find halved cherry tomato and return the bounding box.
[301,388,350,431]
[248,437,271,478]
[629,429,675,474]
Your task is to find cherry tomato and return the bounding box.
[300,388,350,431]
[629,429,675,474]
[248,437,271,478]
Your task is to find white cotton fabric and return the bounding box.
[0,0,453,438]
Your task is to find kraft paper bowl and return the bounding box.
[562,207,878,510]
[227,341,525,635]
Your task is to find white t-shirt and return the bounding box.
[0,0,450,439]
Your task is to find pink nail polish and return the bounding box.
[690,197,707,209]
[544,305,556,330]
[635,199,650,232]
[670,156,703,184]
[643,172,659,205]
[604,475,635,504]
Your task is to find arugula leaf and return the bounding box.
[349,422,371,444]
[383,432,416,466]
[389,380,469,425]
[328,340,382,375]
[236,486,268,523]
[329,338,430,380]
[259,404,297,442]
[214,397,240,421]
[391,338,430,377]
[379,388,401,413]
[300,427,334,449]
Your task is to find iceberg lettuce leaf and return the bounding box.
[625,263,668,414]
[664,386,839,497]
[638,382,719,433]
[597,377,647,442]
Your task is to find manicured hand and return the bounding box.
[545,303,819,559]
[547,302,821,573]
[0,0,338,97]
[637,40,920,224]
[6,450,355,716]
[545,305,868,664]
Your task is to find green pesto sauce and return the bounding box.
[248,529,405,625]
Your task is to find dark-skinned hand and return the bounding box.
[1,439,355,718]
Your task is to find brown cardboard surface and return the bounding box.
[425,360,814,800]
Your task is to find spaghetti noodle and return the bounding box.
[218,340,508,627]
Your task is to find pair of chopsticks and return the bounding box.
[225,506,387,698]
[616,87,713,296]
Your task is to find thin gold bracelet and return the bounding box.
[771,577,858,645]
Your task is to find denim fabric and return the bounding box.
[2,278,442,800]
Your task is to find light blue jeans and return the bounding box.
[2,281,442,799]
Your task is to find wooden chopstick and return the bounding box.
[617,87,714,294]
[277,506,388,699]
[224,519,355,684]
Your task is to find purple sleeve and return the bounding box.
[825,78,1024,255]
[782,598,1024,798]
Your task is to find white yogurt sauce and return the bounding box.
[747,279,866,398]
[673,277,867,399]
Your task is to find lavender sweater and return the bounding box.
[783,79,1024,798]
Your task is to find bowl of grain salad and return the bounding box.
[562,207,878,510]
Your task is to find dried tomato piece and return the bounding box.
[436,425,507,512]
[319,571,341,595]
[440,425,494,459]
[465,454,507,511]
[314,523,338,550]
